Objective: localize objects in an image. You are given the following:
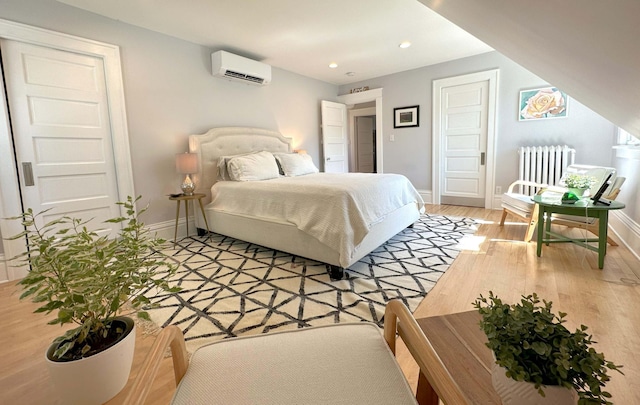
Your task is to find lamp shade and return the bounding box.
[176,153,198,174]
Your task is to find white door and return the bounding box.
[1,39,121,236]
[441,81,488,203]
[355,116,375,173]
[321,100,348,173]
[433,69,498,208]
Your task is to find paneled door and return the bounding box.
[321,100,348,173]
[441,80,489,205]
[433,69,498,208]
[1,39,121,237]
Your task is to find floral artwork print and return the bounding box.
[519,87,568,120]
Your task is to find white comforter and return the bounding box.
[209,173,424,267]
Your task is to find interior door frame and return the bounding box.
[0,19,135,280]
[337,88,384,173]
[432,69,499,208]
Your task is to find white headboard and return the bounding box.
[188,127,292,203]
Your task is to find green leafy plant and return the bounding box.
[563,173,598,189]
[473,292,622,405]
[10,196,180,361]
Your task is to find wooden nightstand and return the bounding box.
[169,193,211,245]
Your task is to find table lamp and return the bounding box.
[176,152,198,195]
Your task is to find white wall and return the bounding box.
[0,0,338,227]
[339,51,616,193]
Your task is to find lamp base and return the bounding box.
[180,174,196,195]
[180,183,195,196]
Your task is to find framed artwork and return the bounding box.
[394,105,419,128]
[519,87,568,120]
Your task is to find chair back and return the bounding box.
[605,176,626,200]
[560,164,616,195]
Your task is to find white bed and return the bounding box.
[189,127,424,279]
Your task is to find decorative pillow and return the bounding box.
[227,151,280,181]
[217,152,256,181]
[274,153,319,177]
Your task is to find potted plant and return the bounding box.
[473,292,622,405]
[562,173,598,197]
[9,196,179,405]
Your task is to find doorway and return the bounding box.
[337,88,384,173]
[354,115,376,173]
[348,104,377,173]
[432,70,499,209]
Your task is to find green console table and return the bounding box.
[533,194,625,269]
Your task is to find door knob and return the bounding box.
[326,157,331,161]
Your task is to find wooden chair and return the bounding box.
[551,176,626,246]
[500,164,616,242]
[499,180,546,242]
[123,300,468,405]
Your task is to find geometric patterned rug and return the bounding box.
[146,213,477,353]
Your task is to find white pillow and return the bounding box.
[227,151,280,181]
[274,153,319,177]
[217,152,256,181]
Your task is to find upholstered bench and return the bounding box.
[124,300,466,405]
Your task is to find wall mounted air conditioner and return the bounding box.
[211,50,271,86]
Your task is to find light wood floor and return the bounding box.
[1,205,639,404]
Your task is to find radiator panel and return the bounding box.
[518,145,576,195]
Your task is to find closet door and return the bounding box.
[1,39,121,237]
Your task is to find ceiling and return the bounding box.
[56,0,493,86]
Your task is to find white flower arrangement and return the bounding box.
[563,173,597,189]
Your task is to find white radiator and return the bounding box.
[518,145,575,195]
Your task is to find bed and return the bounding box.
[188,127,424,279]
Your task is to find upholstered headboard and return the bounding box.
[188,127,292,204]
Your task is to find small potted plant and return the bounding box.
[10,196,180,405]
[562,173,598,197]
[473,292,622,405]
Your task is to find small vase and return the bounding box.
[567,187,588,198]
[491,362,578,405]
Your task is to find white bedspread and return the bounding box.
[209,173,424,267]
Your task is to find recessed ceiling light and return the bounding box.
[329,62,338,69]
[399,41,411,49]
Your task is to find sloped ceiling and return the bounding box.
[418,0,640,137]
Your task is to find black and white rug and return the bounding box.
[147,214,477,353]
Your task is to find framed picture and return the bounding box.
[394,105,419,128]
[519,87,568,120]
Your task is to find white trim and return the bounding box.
[338,88,384,173]
[432,69,499,209]
[0,254,7,284]
[0,18,135,281]
[417,189,433,205]
[613,145,640,159]
[609,211,640,262]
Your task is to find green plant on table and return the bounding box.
[10,196,180,361]
[563,173,598,189]
[473,292,622,405]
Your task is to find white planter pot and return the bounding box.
[491,361,578,405]
[45,317,136,405]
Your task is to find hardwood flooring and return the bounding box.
[1,204,639,404]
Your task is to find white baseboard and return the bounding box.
[609,211,640,262]
[417,189,432,204]
[0,254,8,284]
[147,216,198,242]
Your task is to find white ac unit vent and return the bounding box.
[211,50,272,86]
